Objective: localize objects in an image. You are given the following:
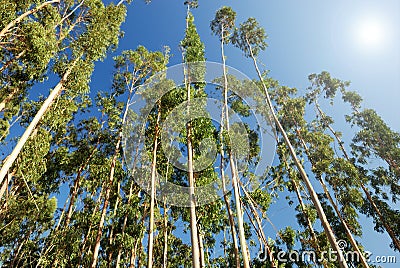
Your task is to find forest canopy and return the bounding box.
[0,1,399,267]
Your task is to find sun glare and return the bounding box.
[354,18,388,51]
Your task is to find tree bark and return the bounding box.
[198,226,205,267]
[185,77,201,268]
[162,200,169,268]
[0,60,76,200]
[147,101,161,268]
[218,28,240,267]
[221,29,250,268]
[107,182,120,267]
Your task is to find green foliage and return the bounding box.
[1,3,399,267]
[181,13,205,63]
[210,6,236,43]
[231,17,268,57]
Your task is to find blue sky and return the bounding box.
[94,0,400,265]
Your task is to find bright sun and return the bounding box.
[354,18,387,51]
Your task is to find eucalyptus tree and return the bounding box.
[181,5,203,267]
[0,0,128,200]
[267,79,369,267]
[0,0,60,123]
[110,47,169,268]
[0,1,128,266]
[231,16,349,268]
[210,7,242,268]
[90,46,168,268]
[306,72,400,252]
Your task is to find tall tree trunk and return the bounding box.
[239,182,277,267]
[246,38,349,268]
[218,68,240,267]
[107,182,121,267]
[319,175,369,267]
[0,60,76,200]
[221,29,250,268]
[291,179,329,268]
[219,147,240,267]
[0,171,10,204]
[0,0,61,39]
[137,215,146,268]
[76,185,105,267]
[162,200,169,268]
[91,137,122,268]
[129,244,137,268]
[198,227,205,267]
[116,181,135,268]
[147,101,161,268]
[186,79,201,268]
[0,50,26,75]
[64,143,98,228]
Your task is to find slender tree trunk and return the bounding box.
[133,203,148,268]
[162,200,169,268]
[222,228,229,267]
[0,50,26,75]
[129,239,139,268]
[219,150,240,267]
[54,192,70,231]
[320,176,369,267]
[246,38,349,268]
[239,183,277,267]
[315,103,400,251]
[0,0,61,39]
[360,184,400,251]
[221,30,250,268]
[198,228,205,267]
[116,181,135,268]
[107,182,120,267]
[64,144,98,228]
[91,137,122,268]
[137,224,145,268]
[291,179,329,268]
[218,70,240,267]
[0,171,10,203]
[147,101,161,268]
[75,186,104,267]
[0,60,76,200]
[187,97,201,268]
[182,58,201,268]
